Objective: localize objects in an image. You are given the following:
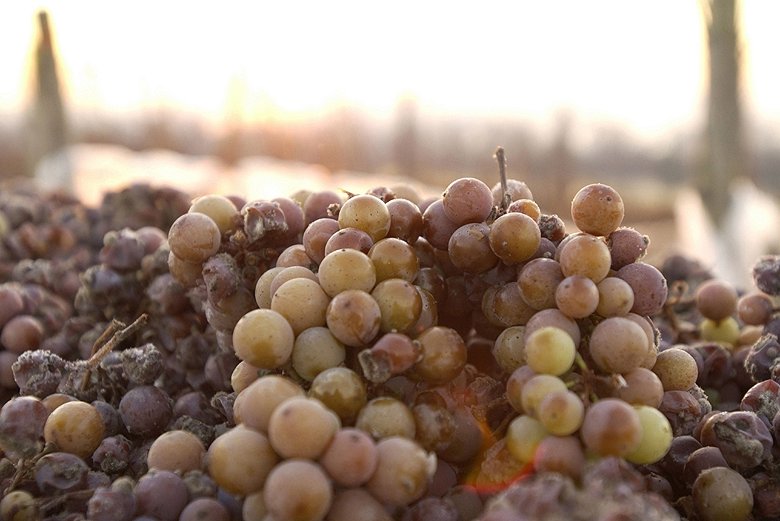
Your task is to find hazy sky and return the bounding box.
[2,1,779,147]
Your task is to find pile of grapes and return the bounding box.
[0,154,778,521]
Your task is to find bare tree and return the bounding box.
[698,0,744,227]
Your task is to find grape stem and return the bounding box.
[3,441,56,495]
[80,313,149,391]
[494,146,510,213]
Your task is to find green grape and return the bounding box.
[625,405,673,465]
[520,374,567,418]
[700,317,740,345]
[506,415,547,463]
[537,390,585,436]
[524,326,576,376]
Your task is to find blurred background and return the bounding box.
[1,0,779,284]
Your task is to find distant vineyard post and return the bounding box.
[698,0,745,228]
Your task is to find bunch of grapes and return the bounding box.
[1,152,779,521]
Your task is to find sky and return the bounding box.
[1,1,779,147]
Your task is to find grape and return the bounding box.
[146,429,204,473]
[309,367,368,425]
[338,194,391,242]
[625,405,673,464]
[188,194,239,234]
[233,375,304,432]
[506,365,537,413]
[558,233,611,283]
[491,326,527,374]
[442,177,493,225]
[302,217,340,264]
[207,425,278,495]
[324,226,373,255]
[491,178,533,205]
[368,237,419,282]
[371,278,422,333]
[253,266,284,308]
[607,226,649,270]
[505,415,547,463]
[488,212,541,265]
[276,244,316,268]
[411,326,467,384]
[325,289,381,347]
[356,396,416,439]
[554,275,599,319]
[270,277,330,335]
[264,459,333,521]
[303,190,342,225]
[422,199,460,250]
[168,252,203,287]
[683,446,729,487]
[0,284,25,328]
[695,279,738,321]
[358,332,421,383]
[318,248,377,297]
[43,400,105,459]
[134,470,189,521]
[0,395,48,459]
[524,308,581,347]
[413,397,456,453]
[570,183,624,236]
[292,326,346,382]
[1,314,44,353]
[737,291,773,325]
[268,265,318,297]
[386,198,423,244]
[533,435,585,479]
[34,451,89,493]
[614,367,665,408]
[272,195,306,240]
[319,427,378,487]
[588,316,650,374]
[242,491,268,521]
[700,316,740,345]
[179,498,230,521]
[518,257,564,310]
[580,398,642,457]
[87,485,136,521]
[230,360,259,393]
[595,276,635,317]
[521,374,568,419]
[366,436,434,506]
[118,385,173,439]
[167,212,221,263]
[232,308,295,369]
[616,262,668,316]
[524,326,576,376]
[241,199,289,242]
[481,282,536,328]
[327,488,393,521]
[538,213,566,242]
[92,435,132,474]
[652,347,699,391]
[537,390,584,436]
[506,198,541,221]
[447,223,498,273]
[698,410,773,470]
[268,396,340,459]
[692,467,753,521]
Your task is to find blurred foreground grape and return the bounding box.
[0,150,778,521]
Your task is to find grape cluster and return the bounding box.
[1,160,780,520]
